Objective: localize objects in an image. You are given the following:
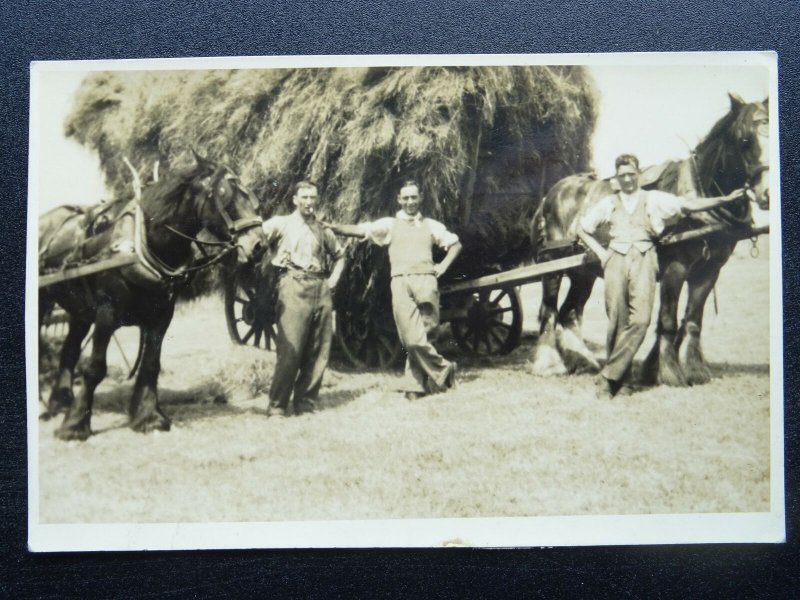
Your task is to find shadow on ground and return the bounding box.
[39,327,770,437]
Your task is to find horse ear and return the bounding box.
[190,148,212,171]
[728,92,746,110]
[763,97,769,109]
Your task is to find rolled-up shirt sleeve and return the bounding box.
[322,228,344,261]
[426,219,460,250]
[359,217,395,247]
[261,215,286,244]
[646,190,689,235]
[579,196,615,234]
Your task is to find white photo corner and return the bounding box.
[26,52,783,551]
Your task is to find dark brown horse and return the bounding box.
[530,93,770,385]
[39,153,264,440]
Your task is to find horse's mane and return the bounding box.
[693,100,764,196]
[139,164,209,226]
[695,108,737,156]
[686,103,760,227]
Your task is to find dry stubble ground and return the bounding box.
[36,245,772,523]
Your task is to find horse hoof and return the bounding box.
[47,388,74,417]
[55,423,92,441]
[556,328,600,374]
[657,364,689,387]
[684,364,713,386]
[529,344,568,376]
[130,413,172,434]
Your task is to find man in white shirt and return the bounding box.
[577,154,744,399]
[325,180,462,400]
[261,181,344,416]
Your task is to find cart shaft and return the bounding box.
[39,254,139,288]
[441,224,769,296]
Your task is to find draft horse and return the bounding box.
[39,152,264,440]
[530,93,770,385]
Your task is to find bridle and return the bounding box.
[743,115,770,191]
[162,170,261,248]
[689,111,769,208]
[208,172,264,239]
[149,169,263,279]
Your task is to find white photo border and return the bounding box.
[27,51,784,551]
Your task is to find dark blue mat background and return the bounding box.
[2,1,797,597]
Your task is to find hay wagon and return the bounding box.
[224,223,769,368]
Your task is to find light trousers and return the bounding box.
[601,248,657,383]
[390,274,452,393]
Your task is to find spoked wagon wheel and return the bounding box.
[40,306,70,341]
[451,285,523,356]
[224,263,278,350]
[333,244,403,369]
[335,308,403,369]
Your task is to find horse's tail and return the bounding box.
[530,175,581,260]
[128,329,145,379]
[529,203,547,260]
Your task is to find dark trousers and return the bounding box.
[601,248,657,383]
[269,273,333,413]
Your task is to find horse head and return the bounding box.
[190,151,264,264]
[696,93,770,211]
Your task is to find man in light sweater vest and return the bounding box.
[325,180,462,400]
[577,154,745,400]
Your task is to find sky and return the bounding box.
[32,60,771,214]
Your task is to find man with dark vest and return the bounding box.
[261,181,344,417]
[577,154,745,399]
[325,180,462,400]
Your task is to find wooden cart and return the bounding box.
[225,224,769,368]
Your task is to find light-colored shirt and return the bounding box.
[356,211,459,250]
[262,210,343,274]
[579,189,688,238]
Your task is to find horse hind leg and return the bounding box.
[555,270,601,374]
[640,257,688,387]
[44,315,91,420]
[530,273,568,376]
[679,254,729,385]
[129,317,173,434]
[56,306,114,441]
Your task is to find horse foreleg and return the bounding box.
[680,248,732,385]
[530,273,567,375]
[556,270,601,374]
[129,318,173,434]
[45,316,91,419]
[55,307,114,441]
[641,257,688,387]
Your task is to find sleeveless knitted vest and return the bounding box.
[388,218,435,277]
[609,191,654,254]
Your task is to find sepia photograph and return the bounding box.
[26,52,783,550]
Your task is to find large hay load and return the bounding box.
[66,65,598,365]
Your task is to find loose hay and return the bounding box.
[65,66,599,299]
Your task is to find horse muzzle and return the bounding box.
[234,227,266,265]
[747,165,770,211]
[756,189,770,211]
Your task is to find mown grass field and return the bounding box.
[35,245,772,523]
